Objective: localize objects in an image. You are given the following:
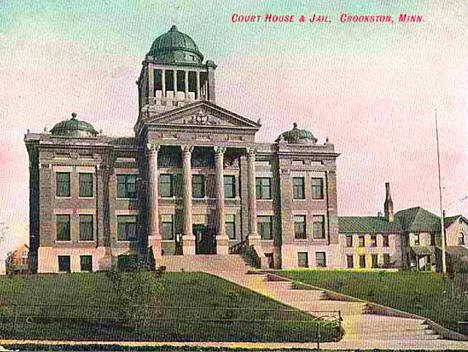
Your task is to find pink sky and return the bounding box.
[0,1,466,251]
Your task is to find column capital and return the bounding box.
[181,145,194,153]
[146,143,160,153]
[214,146,227,154]
[246,147,257,156]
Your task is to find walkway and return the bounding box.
[160,254,468,350]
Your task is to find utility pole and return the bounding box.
[435,110,447,273]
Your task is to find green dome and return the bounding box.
[50,113,98,137]
[276,123,318,144]
[148,25,204,64]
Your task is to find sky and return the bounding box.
[0,0,467,253]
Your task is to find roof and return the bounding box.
[446,246,468,259]
[148,25,204,63]
[338,216,402,234]
[395,207,441,233]
[444,214,468,227]
[411,245,433,256]
[50,113,98,137]
[276,123,318,144]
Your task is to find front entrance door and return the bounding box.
[194,225,216,254]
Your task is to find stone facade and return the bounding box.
[24,26,340,273]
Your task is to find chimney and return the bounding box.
[384,182,394,222]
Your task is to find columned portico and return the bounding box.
[215,146,229,254]
[182,145,196,254]
[247,147,261,246]
[147,143,162,259]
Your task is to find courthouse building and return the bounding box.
[24,25,341,273]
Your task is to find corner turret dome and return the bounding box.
[50,113,98,137]
[276,123,318,144]
[147,25,204,64]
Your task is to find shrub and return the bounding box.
[243,245,261,268]
[105,266,165,330]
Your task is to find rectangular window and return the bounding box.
[80,255,92,272]
[293,177,305,199]
[117,215,137,241]
[359,255,366,268]
[311,178,324,199]
[414,233,420,245]
[346,254,354,268]
[313,215,325,239]
[256,178,271,200]
[225,214,236,240]
[370,235,377,247]
[430,233,436,246]
[58,256,71,272]
[316,252,326,267]
[79,215,94,241]
[298,252,309,268]
[56,215,71,241]
[224,176,235,199]
[371,254,378,268]
[79,173,93,197]
[359,236,365,247]
[160,174,174,198]
[192,174,205,198]
[117,174,137,199]
[383,235,389,247]
[161,215,174,240]
[346,235,353,247]
[258,216,273,240]
[383,254,391,268]
[294,215,306,239]
[56,172,70,197]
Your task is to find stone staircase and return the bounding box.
[158,254,453,345]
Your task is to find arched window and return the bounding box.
[458,232,465,246]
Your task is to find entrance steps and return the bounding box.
[157,254,447,344]
[158,254,248,273]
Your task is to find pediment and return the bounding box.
[143,101,261,130]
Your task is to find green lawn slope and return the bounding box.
[0,272,340,342]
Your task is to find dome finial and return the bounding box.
[169,25,178,32]
[71,112,77,120]
[293,122,298,129]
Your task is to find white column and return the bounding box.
[161,69,166,100]
[147,143,161,260]
[247,147,260,242]
[148,66,154,102]
[196,71,200,100]
[182,145,196,254]
[184,70,189,100]
[215,147,229,254]
[173,69,178,105]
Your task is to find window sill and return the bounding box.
[116,198,137,201]
[294,238,308,241]
[78,196,94,200]
[78,240,95,243]
[55,196,72,199]
[55,240,72,243]
[116,239,138,243]
[260,239,274,242]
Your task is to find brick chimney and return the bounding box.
[384,182,394,222]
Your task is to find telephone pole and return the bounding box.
[435,110,447,273]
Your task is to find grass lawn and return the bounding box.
[0,272,339,342]
[281,269,468,333]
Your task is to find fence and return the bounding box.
[459,310,468,335]
[0,304,342,342]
